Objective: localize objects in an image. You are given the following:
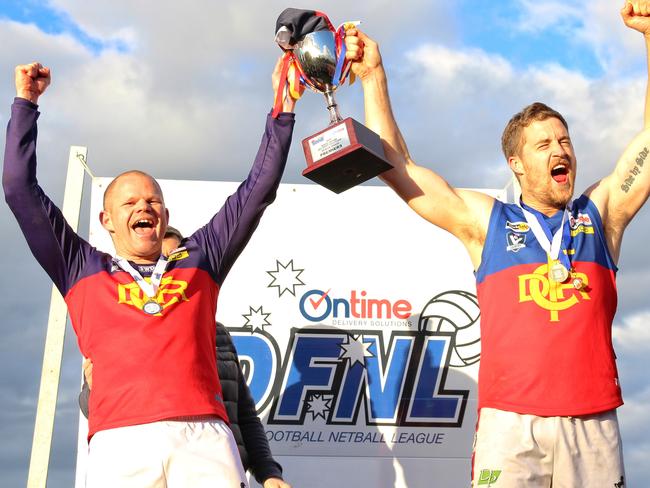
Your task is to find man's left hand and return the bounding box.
[83,358,94,389]
[271,55,297,113]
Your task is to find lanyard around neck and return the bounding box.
[112,254,169,299]
[519,200,572,271]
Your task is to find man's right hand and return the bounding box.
[15,63,51,104]
[345,28,383,83]
[82,358,93,389]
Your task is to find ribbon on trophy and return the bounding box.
[272,8,359,118]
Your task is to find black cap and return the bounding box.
[275,8,332,47]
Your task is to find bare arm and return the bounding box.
[346,30,494,269]
[586,2,650,263]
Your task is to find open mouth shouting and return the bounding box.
[550,162,570,184]
[131,217,157,238]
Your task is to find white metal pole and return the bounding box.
[26,146,88,488]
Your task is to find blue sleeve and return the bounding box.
[189,112,295,284]
[3,98,94,296]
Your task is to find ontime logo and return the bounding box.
[299,289,413,322]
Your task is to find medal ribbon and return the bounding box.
[113,255,169,299]
[519,200,572,271]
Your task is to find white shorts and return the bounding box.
[472,408,625,488]
[86,417,247,488]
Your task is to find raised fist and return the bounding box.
[344,28,383,82]
[622,1,650,35]
[15,62,51,104]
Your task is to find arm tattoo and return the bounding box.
[621,147,648,193]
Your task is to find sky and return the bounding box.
[1,0,649,486]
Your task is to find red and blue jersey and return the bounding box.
[475,196,622,416]
[3,98,295,438]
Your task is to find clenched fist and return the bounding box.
[344,28,383,83]
[622,0,650,35]
[15,62,51,104]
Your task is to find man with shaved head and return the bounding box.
[100,170,169,263]
[344,2,650,487]
[3,59,296,487]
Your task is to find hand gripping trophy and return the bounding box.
[273,8,392,193]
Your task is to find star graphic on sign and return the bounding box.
[339,335,374,367]
[242,305,272,333]
[266,259,305,297]
[306,393,333,421]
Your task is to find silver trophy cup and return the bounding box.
[292,29,392,193]
[294,30,344,125]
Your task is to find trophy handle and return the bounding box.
[324,88,343,125]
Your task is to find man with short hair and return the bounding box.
[344,2,650,486]
[4,57,296,487]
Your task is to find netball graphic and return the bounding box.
[418,290,481,367]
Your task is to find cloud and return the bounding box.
[613,309,650,487]
[513,0,646,74]
[614,310,650,351]
[22,0,460,183]
[392,40,646,189]
[514,0,582,34]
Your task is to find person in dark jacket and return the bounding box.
[79,228,289,488]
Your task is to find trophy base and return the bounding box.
[301,118,393,194]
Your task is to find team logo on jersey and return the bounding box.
[518,263,590,321]
[117,276,189,314]
[569,212,594,236]
[167,247,189,262]
[505,221,530,233]
[506,232,526,252]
